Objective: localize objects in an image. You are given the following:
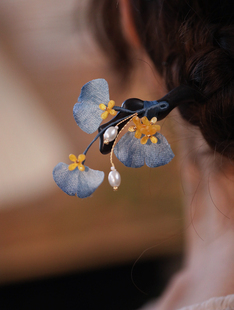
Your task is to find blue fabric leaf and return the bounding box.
[73,79,110,134]
[53,163,104,198]
[114,132,174,168]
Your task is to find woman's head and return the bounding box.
[89,0,234,159]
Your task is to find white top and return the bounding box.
[140,295,234,310]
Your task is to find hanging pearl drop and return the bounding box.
[108,168,121,190]
[104,126,118,144]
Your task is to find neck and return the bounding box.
[158,116,234,309]
[181,124,234,263]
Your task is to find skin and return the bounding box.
[157,116,234,309]
[120,0,234,308]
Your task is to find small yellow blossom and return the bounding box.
[99,100,117,119]
[128,116,161,144]
[68,154,86,171]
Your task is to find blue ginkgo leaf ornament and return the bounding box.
[73,79,116,134]
[53,79,202,198]
[53,154,104,198]
[114,132,174,168]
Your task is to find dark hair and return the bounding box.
[88,0,234,159]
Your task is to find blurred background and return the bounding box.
[0,1,184,309]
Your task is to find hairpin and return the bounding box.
[53,79,203,198]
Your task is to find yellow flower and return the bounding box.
[99,100,117,119]
[128,116,161,144]
[68,154,86,171]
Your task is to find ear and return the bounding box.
[119,0,141,48]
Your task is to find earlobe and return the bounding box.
[119,0,141,48]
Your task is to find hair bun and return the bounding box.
[214,26,234,57]
[176,22,234,159]
[177,22,233,94]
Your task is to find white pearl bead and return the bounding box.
[108,169,121,189]
[104,126,118,143]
